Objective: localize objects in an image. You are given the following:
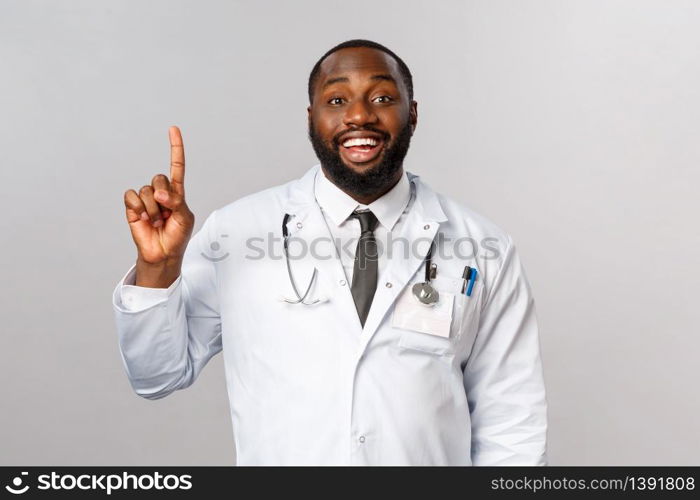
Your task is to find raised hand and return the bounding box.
[123,126,195,286]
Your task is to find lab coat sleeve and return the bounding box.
[112,210,222,400]
[462,235,548,465]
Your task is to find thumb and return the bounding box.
[155,189,193,230]
[154,189,189,214]
[153,189,184,212]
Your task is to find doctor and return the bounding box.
[114,39,548,465]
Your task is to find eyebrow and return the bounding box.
[322,74,397,89]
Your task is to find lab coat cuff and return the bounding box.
[113,263,182,313]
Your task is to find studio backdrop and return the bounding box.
[1,0,698,465]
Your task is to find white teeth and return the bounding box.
[342,137,378,148]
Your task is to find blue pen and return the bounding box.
[466,268,478,297]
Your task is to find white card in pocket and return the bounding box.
[391,285,454,338]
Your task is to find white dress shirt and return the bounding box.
[313,166,412,288]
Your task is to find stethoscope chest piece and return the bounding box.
[411,242,440,306]
[412,282,439,306]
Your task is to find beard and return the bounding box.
[308,117,413,199]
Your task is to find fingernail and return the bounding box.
[153,219,163,228]
[141,212,149,221]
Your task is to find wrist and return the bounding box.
[135,256,183,288]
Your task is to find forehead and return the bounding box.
[317,47,402,86]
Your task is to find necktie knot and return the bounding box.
[350,209,379,234]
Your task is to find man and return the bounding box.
[114,39,548,465]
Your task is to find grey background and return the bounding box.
[1,0,698,465]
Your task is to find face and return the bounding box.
[308,47,418,199]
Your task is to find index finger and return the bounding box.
[169,125,185,196]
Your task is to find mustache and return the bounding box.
[332,126,390,146]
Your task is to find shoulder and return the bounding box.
[189,175,303,261]
[202,171,308,234]
[215,179,295,217]
[185,179,295,256]
[413,175,514,253]
[412,175,521,303]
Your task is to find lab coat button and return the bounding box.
[423,224,430,230]
[385,282,392,288]
[296,222,303,229]
[358,435,365,443]
[339,279,346,286]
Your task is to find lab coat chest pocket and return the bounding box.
[451,277,483,355]
[392,274,483,357]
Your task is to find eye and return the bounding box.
[373,95,393,103]
[328,97,344,105]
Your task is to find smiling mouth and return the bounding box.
[338,136,385,164]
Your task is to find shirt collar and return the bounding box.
[314,166,411,231]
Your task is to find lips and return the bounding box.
[337,132,386,165]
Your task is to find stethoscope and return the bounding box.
[411,241,440,306]
[281,213,321,305]
[282,212,440,307]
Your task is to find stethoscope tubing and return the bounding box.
[281,213,438,306]
[282,213,320,305]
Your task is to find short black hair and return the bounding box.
[307,39,414,104]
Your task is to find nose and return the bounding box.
[343,98,378,128]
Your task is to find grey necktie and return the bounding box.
[349,209,379,327]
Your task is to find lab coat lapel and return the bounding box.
[357,173,448,356]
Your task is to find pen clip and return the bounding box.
[461,266,471,294]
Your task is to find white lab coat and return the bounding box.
[112,164,548,465]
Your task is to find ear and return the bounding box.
[307,105,312,125]
[409,100,418,134]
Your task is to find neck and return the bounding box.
[322,166,404,205]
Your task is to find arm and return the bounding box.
[112,209,222,400]
[462,235,548,465]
